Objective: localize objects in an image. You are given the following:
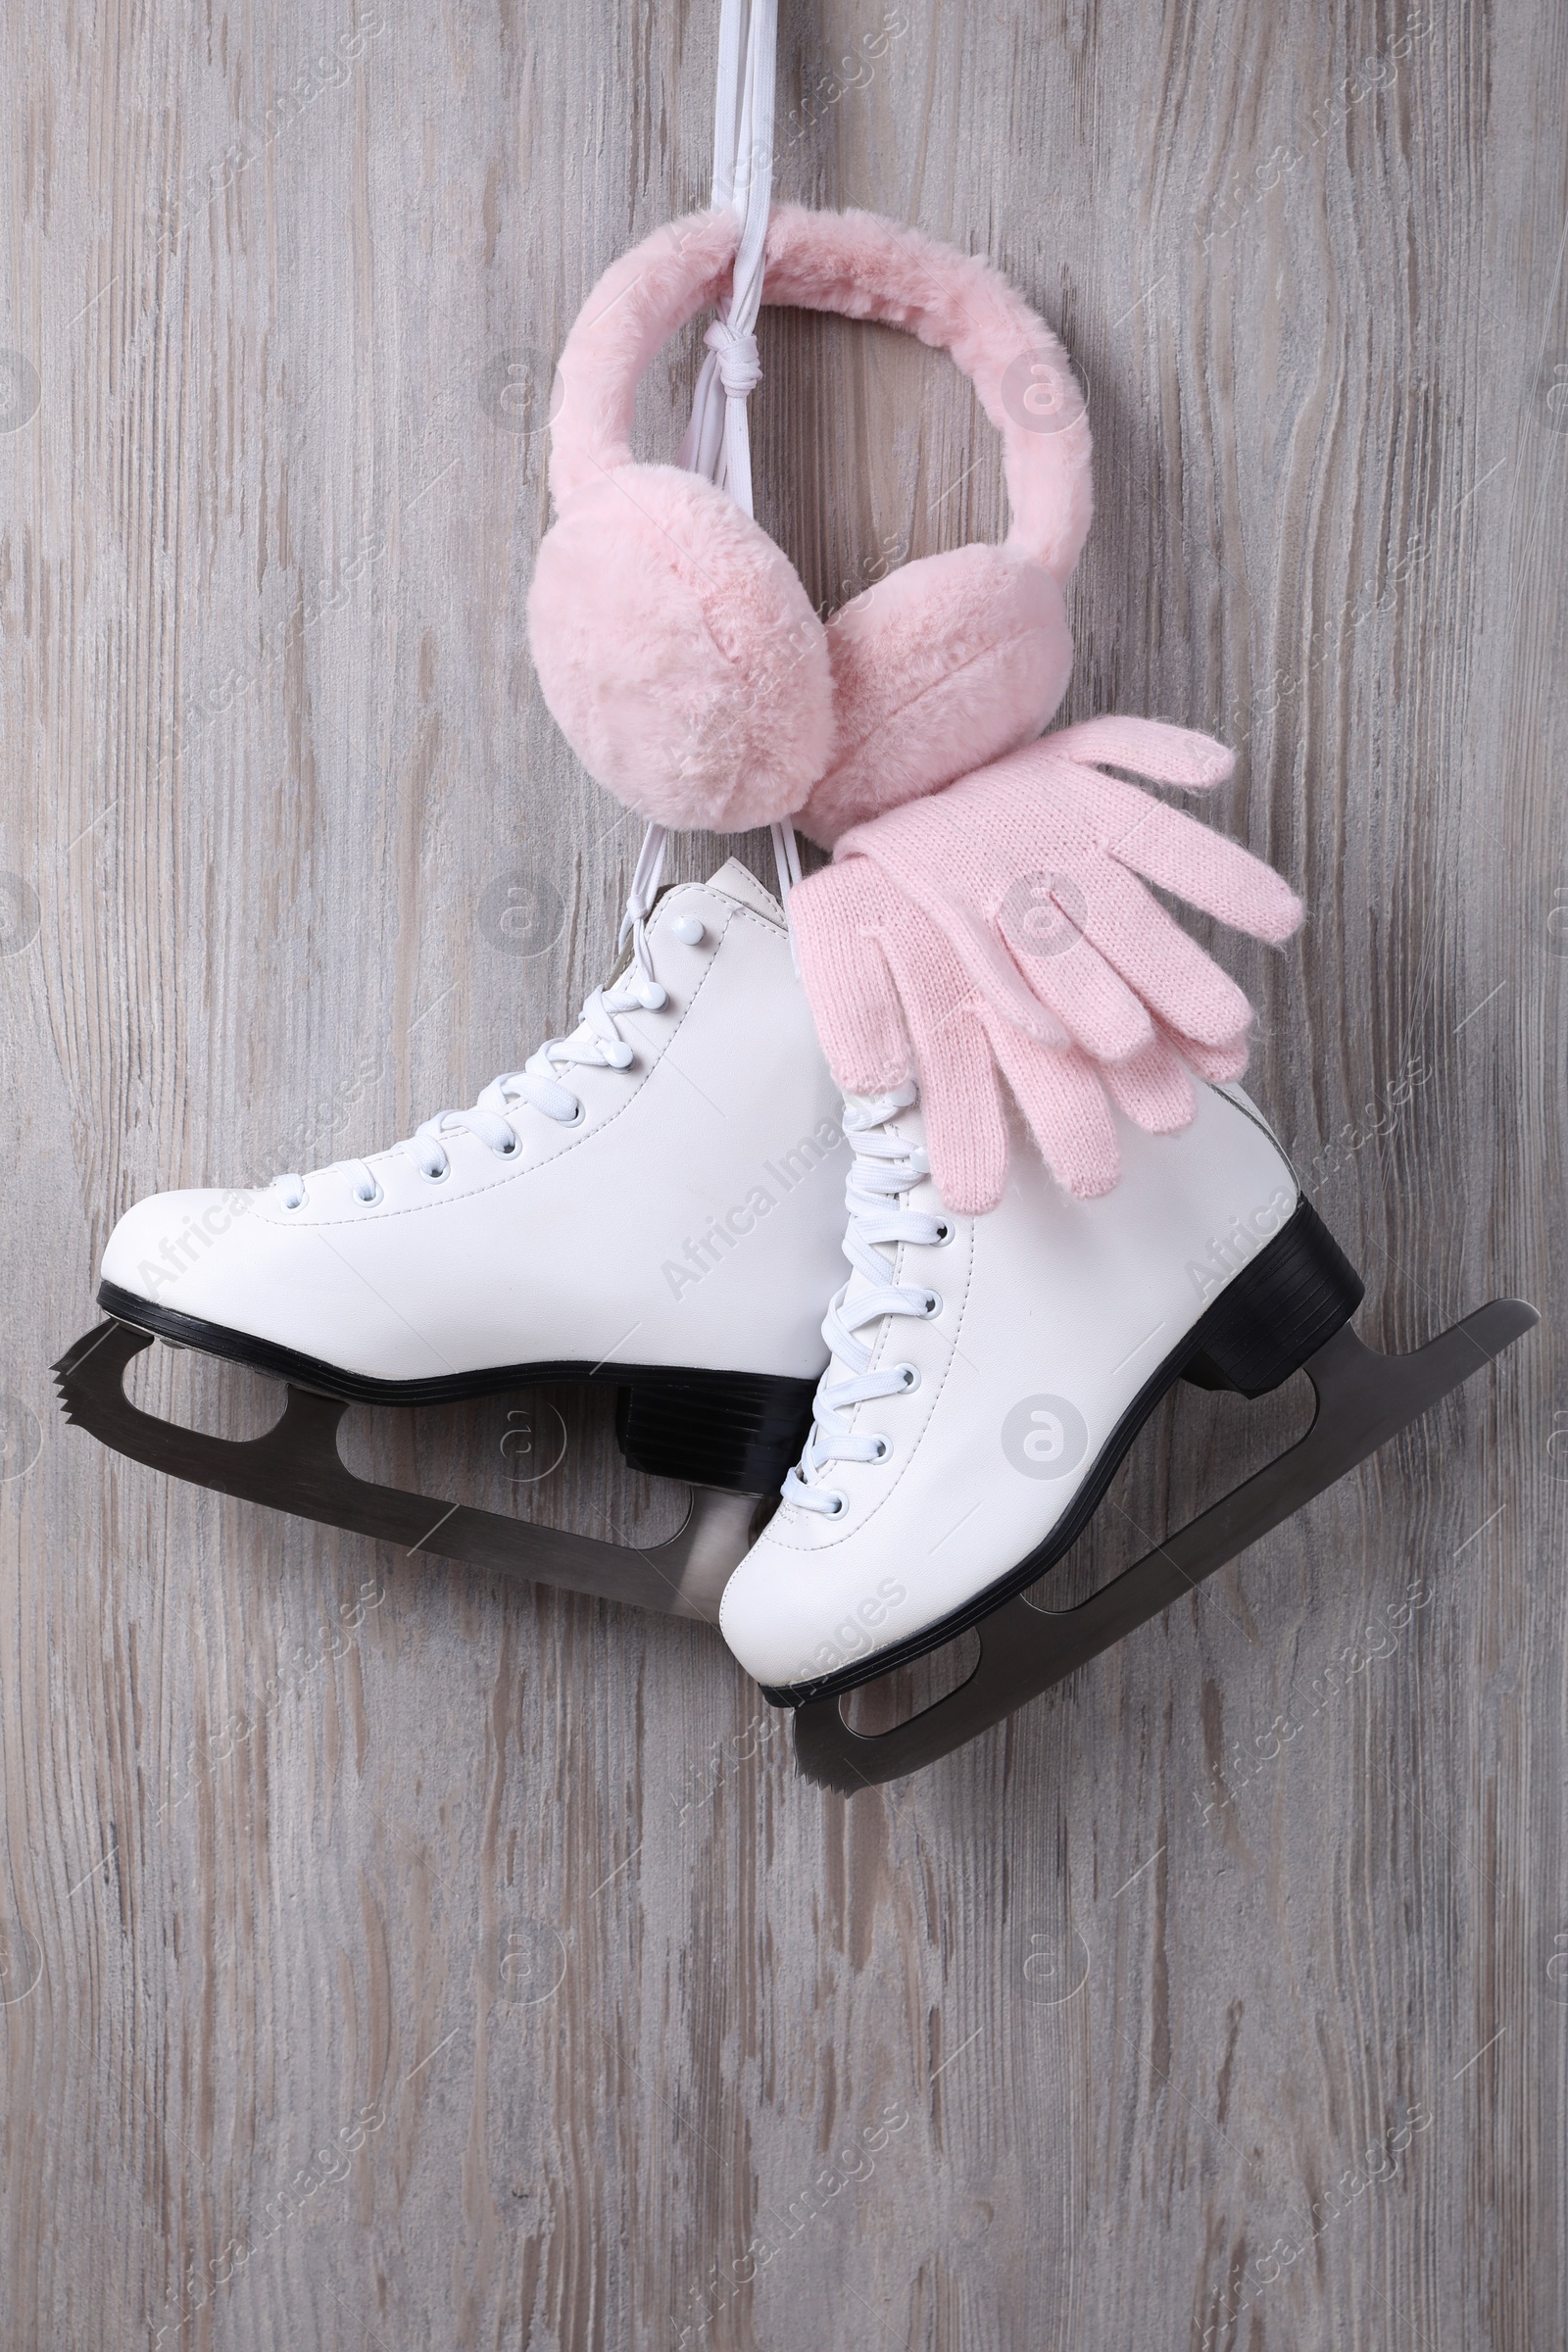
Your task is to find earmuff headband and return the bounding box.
[548,203,1092,583]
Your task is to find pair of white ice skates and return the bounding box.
[60,860,1534,1785]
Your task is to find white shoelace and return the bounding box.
[782,1086,949,1519]
[271,832,674,1209]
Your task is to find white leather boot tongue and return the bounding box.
[705,857,785,924]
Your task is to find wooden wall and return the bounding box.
[1,1,1563,2344]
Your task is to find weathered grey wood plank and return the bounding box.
[1,2,1563,2347]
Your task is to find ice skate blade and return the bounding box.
[792,1298,1538,1791]
[53,1321,754,1622]
[96,1279,817,1496]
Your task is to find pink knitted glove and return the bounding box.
[789,718,1302,1210]
[835,716,1302,1065]
[790,858,1249,1210]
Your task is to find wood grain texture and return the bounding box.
[2,2,1565,2346]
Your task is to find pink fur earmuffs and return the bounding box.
[527,203,1094,843]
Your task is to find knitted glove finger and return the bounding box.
[1095,1027,1199,1135]
[1157,1023,1250,1084]
[978,1010,1123,1200]
[1080,761,1303,945]
[1044,715,1236,789]
[872,901,1012,1214]
[991,868,1161,1059]
[1054,854,1258,1050]
[787,859,915,1095]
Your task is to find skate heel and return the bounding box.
[1182,1199,1364,1399]
[614,1370,817,1494]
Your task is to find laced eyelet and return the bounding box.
[869,1436,891,1463]
[418,1158,451,1184]
[822,1492,848,1518]
[280,1191,307,1211]
[932,1219,954,1246]
[557,1100,586,1129]
[352,1180,383,1205]
[492,1134,520,1159]
[894,1362,919,1391]
[920,1290,943,1317]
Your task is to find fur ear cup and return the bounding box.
[795,546,1073,848]
[527,464,834,832]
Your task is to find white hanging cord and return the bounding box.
[618,820,668,951]
[710,0,747,208]
[678,0,776,513]
[770,809,803,899]
[672,0,801,922]
[615,816,668,987]
[621,3,793,934]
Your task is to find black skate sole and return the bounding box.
[761,1200,1365,1707]
[96,1280,818,1497]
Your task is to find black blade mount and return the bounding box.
[53,1320,754,1623]
[793,1298,1539,1792]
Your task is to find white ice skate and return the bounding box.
[57,860,851,1620]
[717,1082,1536,1785]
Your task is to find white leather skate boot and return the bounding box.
[97,859,850,1494]
[718,1078,1366,1698]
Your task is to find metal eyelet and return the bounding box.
[894,1362,919,1392]
[492,1134,520,1159]
[352,1181,383,1206]
[558,1101,586,1129]
[920,1290,943,1317]
[869,1436,891,1463]
[823,1492,848,1518]
[418,1159,451,1184]
[932,1219,954,1246]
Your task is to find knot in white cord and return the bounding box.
[705,318,761,399]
